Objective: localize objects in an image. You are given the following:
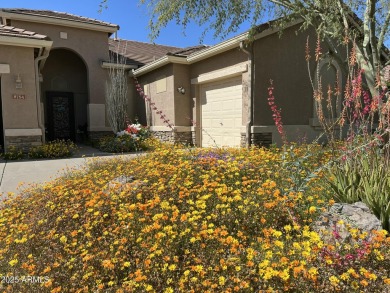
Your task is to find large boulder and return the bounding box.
[312,201,383,243]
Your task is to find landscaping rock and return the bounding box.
[109,175,136,186]
[312,202,383,243]
[105,175,145,193]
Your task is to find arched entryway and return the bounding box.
[41,48,88,142]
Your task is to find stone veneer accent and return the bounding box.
[151,131,193,145]
[240,133,247,147]
[5,135,42,152]
[191,131,196,146]
[251,132,272,147]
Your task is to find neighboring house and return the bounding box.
[0,8,178,151]
[133,20,349,147]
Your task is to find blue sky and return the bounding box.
[0,0,252,48]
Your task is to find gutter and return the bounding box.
[133,55,188,76]
[240,41,254,148]
[34,44,52,143]
[133,19,304,78]
[187,32,249,63]
[0,36,53,48]
[101,61,138,70]
[0,11,118,34]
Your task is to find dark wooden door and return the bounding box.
[46,92,75,141]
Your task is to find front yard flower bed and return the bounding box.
[97,123,150,153]
[0,143,389,292]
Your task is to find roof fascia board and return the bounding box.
[134,18,304,77]
[253,18,303,41]
[0,12,118,33]
[187,33,249,63]
[133,55,187,76]
[101,62,138,70]
[0,36,53,48]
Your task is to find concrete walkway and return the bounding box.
[0,145,142,199]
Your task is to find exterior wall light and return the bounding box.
[177,86,185,94]
[15,74,22,89]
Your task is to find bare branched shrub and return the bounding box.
[106,41,128,133]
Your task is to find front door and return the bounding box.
[46,91,75,141]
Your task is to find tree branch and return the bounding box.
[363,0,373,65]
[368,0,379,71]
[377,8,390,57]
[268,0,295,10]
[336,0,350,33]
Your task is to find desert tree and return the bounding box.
[105,0,389,98]
[105,41,129,134]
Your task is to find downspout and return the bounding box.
[34,47,51,144]
[240,41,254,148]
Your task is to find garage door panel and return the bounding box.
[222,119,234,128]
[222,100,235,111]
[201,77,242,147]
[234,118,242,128]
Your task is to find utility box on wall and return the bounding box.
[0,64,10,74]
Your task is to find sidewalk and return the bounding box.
[0,145,141,198]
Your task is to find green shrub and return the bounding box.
[327,141,390,231]
[97,124,150,153]
[97,135,144,153]
[28,140,77,159]
[2,145,24,160]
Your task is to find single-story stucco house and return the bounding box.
[0,8,181,151]
[133,19,351,147]
[0,8,354,151]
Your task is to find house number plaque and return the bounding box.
[12,94,26,100]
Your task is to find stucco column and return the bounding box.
[87,103,111,132]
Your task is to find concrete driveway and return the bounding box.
[0,145,142,200]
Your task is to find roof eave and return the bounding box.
[133,55,188,76]
[101,61,138,70]
[187,33,249,63]
[134,18,304,77]
[0,11,118,33]
[0,35,53,49]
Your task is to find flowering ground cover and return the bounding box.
[0,141,389,292]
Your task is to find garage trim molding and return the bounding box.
[191,63,248,85]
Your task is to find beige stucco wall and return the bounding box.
[252,24,347,127]
[11,20,112,131]
[0,45,39,129]
[190,48,247,77]
[173,64,192,126]
[127,77,147,125]
[138,64,175,127]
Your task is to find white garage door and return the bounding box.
[201,77,242,147]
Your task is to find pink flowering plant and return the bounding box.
[97,121,150,153]
[306,35,390,231]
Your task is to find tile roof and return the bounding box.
[168,45,209,57]
[0,8,118,29]
[109,38,182,65]
[0,24,49,40]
